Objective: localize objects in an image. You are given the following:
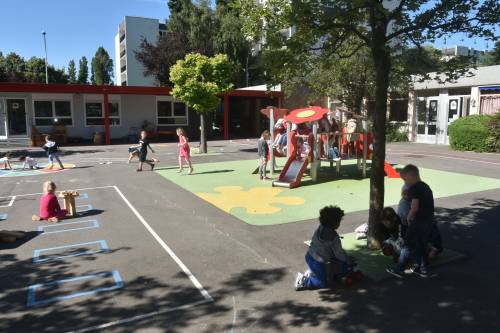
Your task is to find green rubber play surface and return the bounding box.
[338,233,465,281]
[156,158,500,226]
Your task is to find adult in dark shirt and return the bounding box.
[387,164,438,278]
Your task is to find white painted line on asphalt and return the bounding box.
[387,151,500,165]
[0,195,16,207]
[113,185,213,302]
[66,299,211,333]
[0,185,115,199]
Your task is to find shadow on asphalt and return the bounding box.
[0,231,42,250]
[0,198,498,332]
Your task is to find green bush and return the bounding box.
[386,122,409,142]
[485,112,500,152]
[448,114,497,152]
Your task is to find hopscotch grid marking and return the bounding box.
[33,240,109,263]
[113,185,213,302]
[38,220,100,235]
[27,270,123,307]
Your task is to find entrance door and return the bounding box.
[0,99,7,140]
[6,98,27,136]
[416,97,438,143]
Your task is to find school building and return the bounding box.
[0,83,283,146]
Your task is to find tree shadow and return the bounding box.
[0,231,42,250]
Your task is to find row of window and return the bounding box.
[33,99,188,127]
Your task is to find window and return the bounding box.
[85,101,120,126]
[157,99,188,125]
[34,100,72,126]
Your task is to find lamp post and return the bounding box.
[42,31,48,84]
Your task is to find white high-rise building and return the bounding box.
[114,16,167,86]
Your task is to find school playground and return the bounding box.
[0,140,499,332]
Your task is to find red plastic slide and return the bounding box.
[272,155,309,189]
[384,162,401,178]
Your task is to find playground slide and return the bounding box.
[384,162,400,178]
[272,155,309,189]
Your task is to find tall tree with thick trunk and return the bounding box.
[241,0,499,246]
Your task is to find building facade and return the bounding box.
[407,65,500,144]
[114,16,167,86]
[441,45,485,63]
[0,83,283,145]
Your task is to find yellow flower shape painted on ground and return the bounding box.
[197,186,305,214]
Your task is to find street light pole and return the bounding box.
[42,31,48,84]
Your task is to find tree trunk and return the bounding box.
[199,113,207,153]
[367,33,391,249]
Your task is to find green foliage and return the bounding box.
[0,52,67,83]
[78,57,89,84]
[478,41,500,66]
[25,57,47,83]
[170,53,234,114]
[91,47,113,85]
[68,60,77,84]
[485,112,500,152]
[448,115,497,152]
[386,122,409,142]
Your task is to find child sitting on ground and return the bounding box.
[32,181,68,223]
[295,205,354,290]
[19,155,40,170]
[0,152,13,170]
[380,207,405,260]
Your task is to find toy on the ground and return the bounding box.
[58,191,80,217]
[326,259,364,286]
[0,230,26,243]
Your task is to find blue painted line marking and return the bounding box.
[77,204,93,212]
[33,240,109,263]
[77,192,89,199]
[37,219,99,235]
[27,270,123,307]
[0,213,7,221]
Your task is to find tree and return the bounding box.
[478,41,500,66]
[91,47,114,85]
[68,60,77,83]
[48,66,69,84]
[25,57,47,83]
[241,0,498,246]
[170,53,234,153]
[0,52,6,81]
[77,56,89,84]
[2,52,26,82]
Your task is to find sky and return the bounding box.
[0,0,170,69]
[0,0,496,72]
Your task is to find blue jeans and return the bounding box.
[278,133,287,146]
[304,253,328,289]
[48,153,64,168]
[398,219,432,272]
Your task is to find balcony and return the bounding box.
[120,65,126,73]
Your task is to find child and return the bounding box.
[387,164,435,278]
[0,152,13,170]
[19,155,39,170]
[136,130,157,172]
[32,181,68,223]
[177,128,193,174]
[43,135,64,170]
[127,146,140,164]
[257,130,270,180]
[380,207,405,260]
[397,185,411,238]
[295,205,353,290]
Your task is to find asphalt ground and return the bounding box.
[0,140,499,333]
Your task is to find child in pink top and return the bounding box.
[176,127,193,174]
[32,181,67,222]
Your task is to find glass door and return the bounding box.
[416,98,438,143]
[6,98,27,136]
[0,99,7,139]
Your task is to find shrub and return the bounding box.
[448,115,496,152]
[386,122,409,142]
[485,112,500,152]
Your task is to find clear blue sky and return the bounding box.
[0,0,495,72]
[0,0,169,69]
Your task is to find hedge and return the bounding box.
[448,114,499,152]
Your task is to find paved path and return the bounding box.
[0,141,499,332]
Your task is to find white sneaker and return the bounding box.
[294,272,305,291]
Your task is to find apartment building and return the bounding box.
[114,16,167,86]
[441,45,485,62]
